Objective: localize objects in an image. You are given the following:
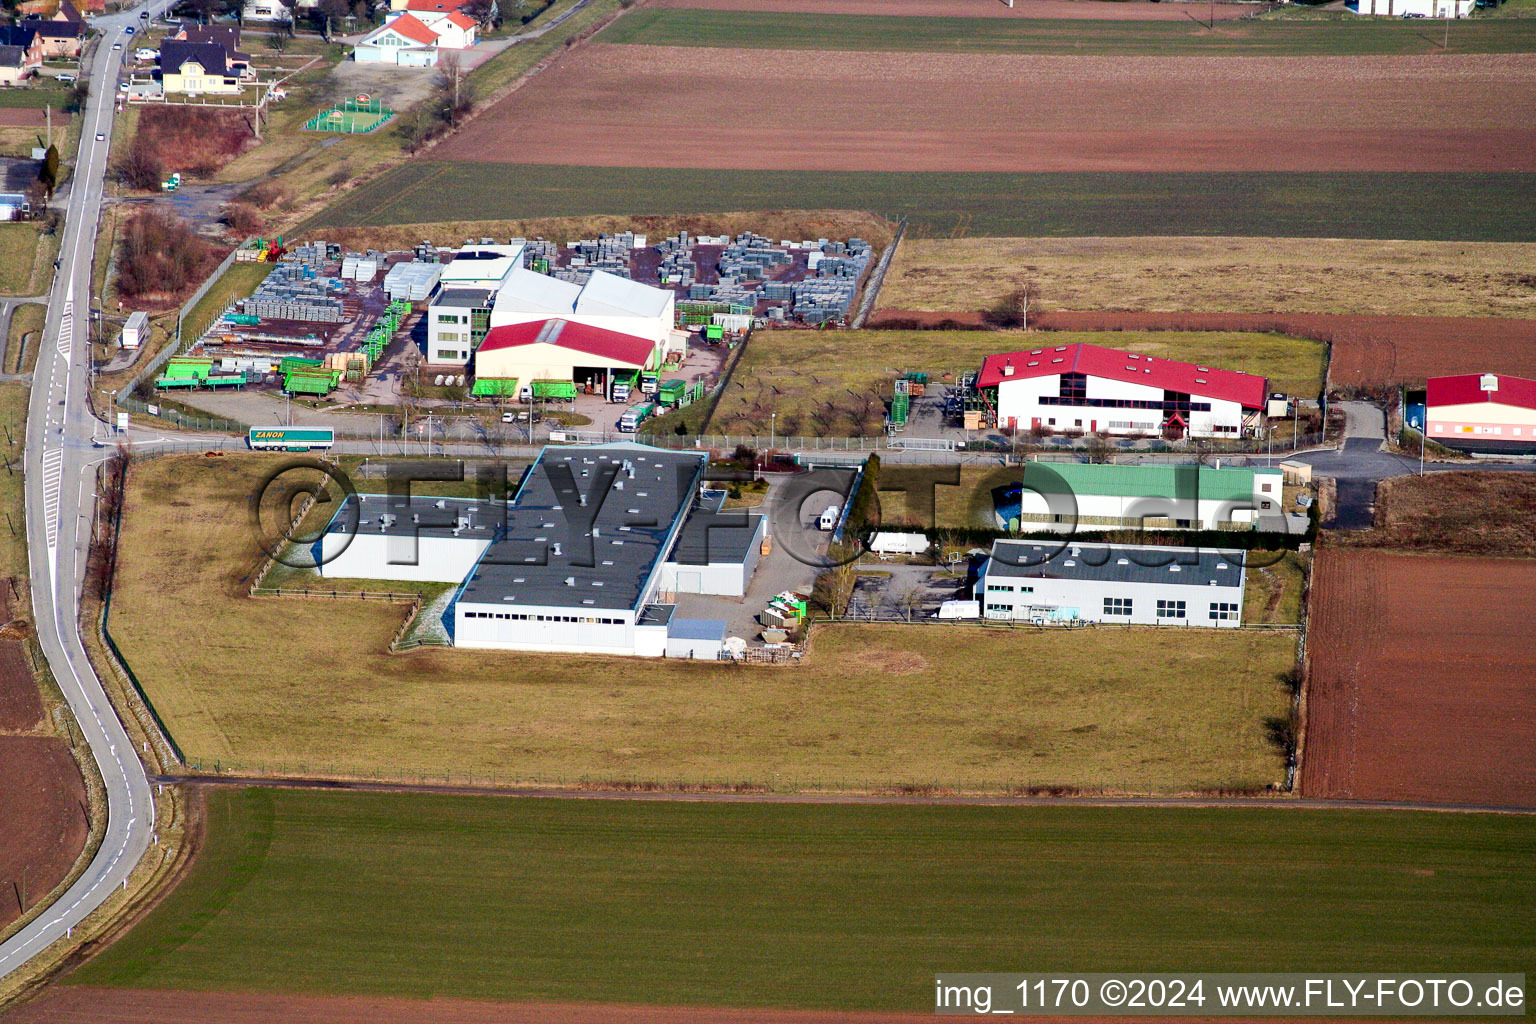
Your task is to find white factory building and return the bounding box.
[313,444,765,657]
[426,243,526,365]
[425,244,685,373]
[978,343,1269,440]
[1355,0,1473,17]
[978,541,1246,628]
[1002,462,1285,532]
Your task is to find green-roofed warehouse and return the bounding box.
[1005,462,1284,531]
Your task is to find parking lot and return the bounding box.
[845,563,969,622]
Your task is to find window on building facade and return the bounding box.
[985,603,1013,613]
[1103,597,1132,616]
[1156,599,1186,619]
[1208,602,1239,621]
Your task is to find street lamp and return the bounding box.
[770,412,776,451]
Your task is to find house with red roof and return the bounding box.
[1425,372,1536,454]
[977,343,1268,440]
[353,7,475,64]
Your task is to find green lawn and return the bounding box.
[6,302,45,375]
[0,86,72,108]
[70,789,1536,1011]
[712,329,1323,437]
[307,166,1536,241]
[602,7,1536,54]
[0,222,59,297]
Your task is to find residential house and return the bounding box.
[21,17,84,58]
[353,12,443,65]
[392,0,496,23]
[0,26,44,71]
[0,45,30,86]
[159,40,243,95]
[168,24,253,77]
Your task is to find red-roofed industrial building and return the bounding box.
[1426,372,1536,453]
[474,319,662,399]
[977,343,1268,440]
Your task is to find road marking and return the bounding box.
[42,448,63,554]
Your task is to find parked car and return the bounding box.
[134,47,157,61]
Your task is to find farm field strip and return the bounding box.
[57,790,1536,1012]
[648,0,1256,20]
[883,236,1536,320]
[427,46,1536,174]
[308,167,1536,241]
[1303,550,1536,808]
[602,8,1536,54]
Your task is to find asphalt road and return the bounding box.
[0,3,165,986]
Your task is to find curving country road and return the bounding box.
[0,1,166,987]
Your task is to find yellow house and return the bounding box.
[160,41,243,95]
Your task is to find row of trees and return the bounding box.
[397,53,475,152]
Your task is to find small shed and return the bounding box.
[666,619,728,660]
[121,310,149,349]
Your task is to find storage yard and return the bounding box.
[429,46,1536,173]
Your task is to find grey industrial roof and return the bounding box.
[638,604,674,626]
[669,509,763,566]
[985,541,1245,589]
[670,618,727,641]
[325,493,503,542]
[458,444,708,611]
[0,45,24,69]
[434,287,494,308]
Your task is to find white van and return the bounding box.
[817,505,841,531]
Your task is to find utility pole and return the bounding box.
[45,104,52,149]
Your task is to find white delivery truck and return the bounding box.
[817,504,841,531]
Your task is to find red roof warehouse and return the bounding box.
[978,343,1268,440]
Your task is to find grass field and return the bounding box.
[6,303,45,375]
[883,237,1536,319]
[69,789,1536,1011]
[108,454,1294,792]
[307,166,1536,241]
[0,86,72,109]
[601,7,1536,54]
[0,222,58,297]
[711,329,1323,437]
[1243,550,1307,626]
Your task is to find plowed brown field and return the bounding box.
[2,990,1406,1024]
[867,309,1536,388]
[432,46,1536,172]
[0,736,89,931]
[0,639,42,732]
[648,0,1256,20]
[1303,550,1536,808]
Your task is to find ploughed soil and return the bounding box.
[867,309,1536,389]
[432,46,1536,172]
[0,109,49,128]
[648,0,1258,20]
[0,639,43,732]
[0,736,89,932]
[1302,550,1536,808]
[3,990,1411,1024]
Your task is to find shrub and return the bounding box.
[116,209,217,301]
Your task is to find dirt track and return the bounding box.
[1302,550,1536,808]
[867,309,1536,388]
[0,736,89,933]
[2,989,1427,1024]
[433,45,1536,172]
[649,0,1257,20]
